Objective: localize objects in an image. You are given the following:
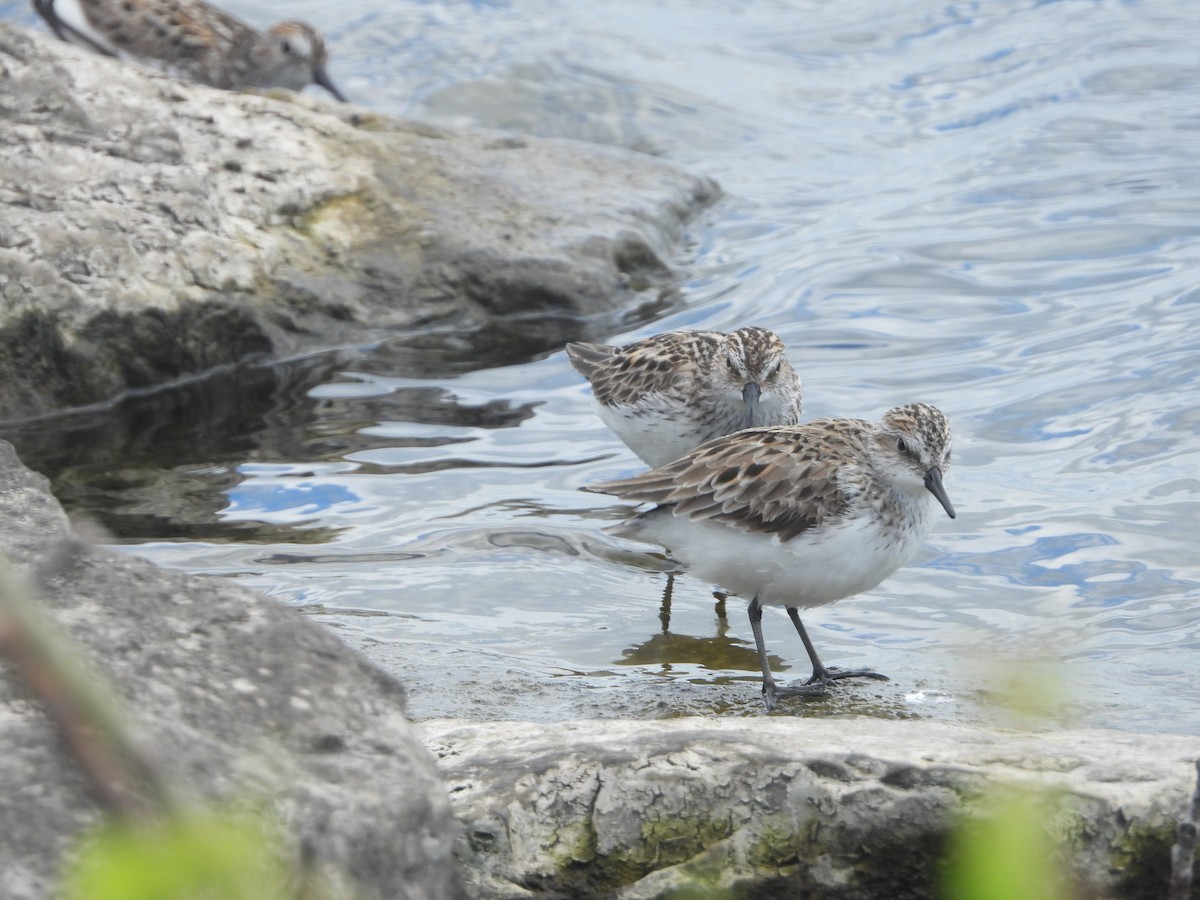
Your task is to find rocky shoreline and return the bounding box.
[1,437,1196,899]
[0,22,716,421]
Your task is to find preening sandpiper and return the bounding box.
[33,0,346,101]
[588,402,956,710]
[566,327,803,468]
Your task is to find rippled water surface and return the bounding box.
[8,0,1200,732]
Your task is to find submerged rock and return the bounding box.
[0,23,718,420]
[0,438,466,900]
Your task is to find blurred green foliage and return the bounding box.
[943,785,1071,900]
[61,810,295,900]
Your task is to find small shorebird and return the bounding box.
[566,327,803,468]
[33,0,347,101]
[587,402,956,710]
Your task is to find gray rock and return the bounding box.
[420,716,1200,899]
[0,23,719,420]
[0,438,466,900]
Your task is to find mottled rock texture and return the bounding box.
[0,438,466,900]
[0,23,718,420]
[421,716,1200,899]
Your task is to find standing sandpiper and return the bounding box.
[33,0,347,101]
[566,327,803,468]
[588,402,956,710]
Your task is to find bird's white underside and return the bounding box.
[48,0,120,55]
[595,397,703,469]
[622,490,938,609]
[593,388,799,469]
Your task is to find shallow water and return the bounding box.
[7,0,1200,733]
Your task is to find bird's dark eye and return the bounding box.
[896,438,909,454]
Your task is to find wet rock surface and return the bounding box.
[0,23,718,420]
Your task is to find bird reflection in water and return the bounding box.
[617,575,790,679]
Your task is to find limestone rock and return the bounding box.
[0,437,466,900]
[0,23,718,420]
[420,716,1200,899]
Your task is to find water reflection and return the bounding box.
[3,350,540,542]
[357,300,684,377]
[616,576,785,678]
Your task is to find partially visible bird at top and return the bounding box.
[32,0,347,101]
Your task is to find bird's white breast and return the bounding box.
[594,395,711,468]
[627,493,937,609]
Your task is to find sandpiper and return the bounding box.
[33,0,346,101]
[588,402,956,710]
[566,327,803,468]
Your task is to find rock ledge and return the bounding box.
[0,23,718,420]
[421,716,1200,899]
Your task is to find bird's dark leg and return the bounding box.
[749,596,781,709]
[749,597,830,710]
[786,607,889,686]
[658,573,674,634]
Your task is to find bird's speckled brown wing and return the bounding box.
[80,0,251,69]
[566,331,723,408]
[564,341,617,380]
[587,419,873,542]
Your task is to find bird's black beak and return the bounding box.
[742,381,761,427]
[923,466,955,519]
[313,64,347,102]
